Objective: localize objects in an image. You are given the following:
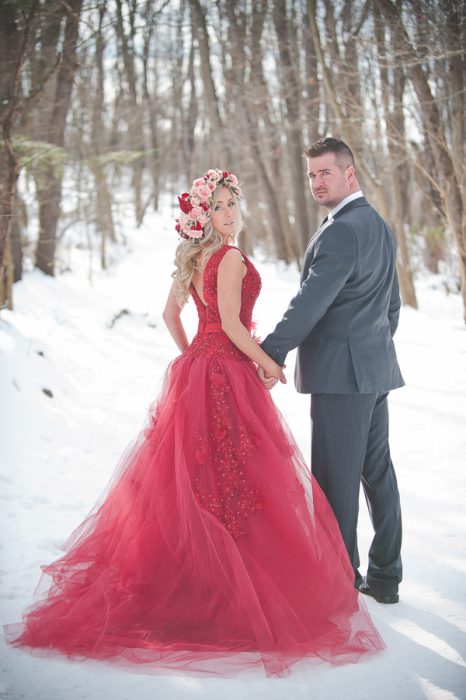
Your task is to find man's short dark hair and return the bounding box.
[304,137,355,167]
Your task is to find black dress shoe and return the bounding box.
[354,572,364,590]
[359,580,399,604]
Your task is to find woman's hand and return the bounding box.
[257,361,286,390]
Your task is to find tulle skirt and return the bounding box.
[4,353,384,676]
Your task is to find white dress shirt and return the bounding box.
[329,190,364,220]
[311,191,364,246]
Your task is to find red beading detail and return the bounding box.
[194,360,263,540]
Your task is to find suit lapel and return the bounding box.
[304,215,334,257]
[301,197,370,281]
[332,196,369,220]
[305,197,369,255]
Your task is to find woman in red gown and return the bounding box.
[4,170,384,677]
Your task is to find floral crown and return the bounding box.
[175,169,241,240]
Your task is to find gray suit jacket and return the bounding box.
[261,197,405,394]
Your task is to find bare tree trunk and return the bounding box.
[448,2,464,185]
[272,0,310,254]
[11,207,24,283]
[0,1,38,309]
[251,0,298,258]
[115,0,145,226]
[184,43,198,185]
[303,8,320,147]
[320,0,341,130]
[90,3,115,270]
[376,0,466,320]
[374,6,417,307]
[142,0,161,211]
[303,2,322,233]
[188,0,233,166]
[223,0,292,261]
[340,0,364,155]
[35,0,83,276]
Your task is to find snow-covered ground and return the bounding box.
[1,209,465,700]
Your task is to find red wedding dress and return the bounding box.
[5,245,384,676]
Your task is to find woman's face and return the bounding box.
[210,186,238,241]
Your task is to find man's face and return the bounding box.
[306,152,356,209]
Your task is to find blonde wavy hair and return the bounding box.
[172,185,243,304]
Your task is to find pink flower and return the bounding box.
[207,181,216,192]
[190,206,202,218]
[197,185,211,200]
[193,178,205,188]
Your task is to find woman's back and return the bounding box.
[186,245,261,361]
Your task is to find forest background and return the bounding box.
[0,0,464,319]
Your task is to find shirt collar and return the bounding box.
[329,190,364,219]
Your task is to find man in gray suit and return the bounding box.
[260,137,404,603]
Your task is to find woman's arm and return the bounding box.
[217,249,286,383]
[162,281,190,353]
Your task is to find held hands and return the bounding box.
[257,362,287,390]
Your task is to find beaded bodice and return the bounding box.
[185,245,261,361]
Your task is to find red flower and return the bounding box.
[223,171,230,178]
[178,192,193,213]
[214,426,227,440]
[175,221,181,233]
[210,371,226,385]
[200,201,209,211]
[195,449,206,464]
[192,221,203,230]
